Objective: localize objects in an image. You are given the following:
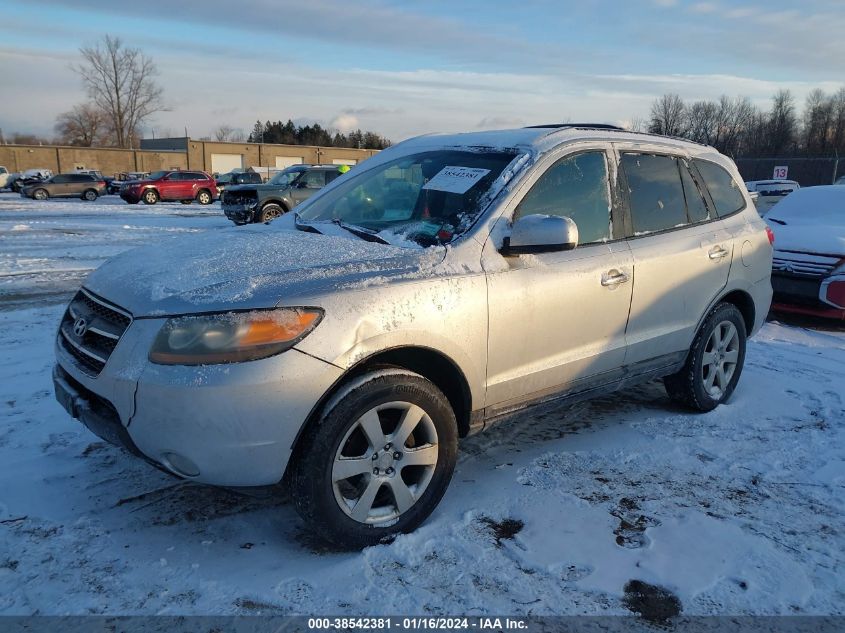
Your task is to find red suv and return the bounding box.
[119,170,218,205]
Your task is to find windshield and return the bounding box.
[268,167,306,187]
[296,149,517,246]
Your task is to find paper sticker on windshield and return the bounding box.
[422,166,490,194]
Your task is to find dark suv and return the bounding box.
[120,170,218,205]
[221,164,344,224]
[215,171,263,194]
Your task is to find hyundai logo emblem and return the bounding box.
[73,317,89,337]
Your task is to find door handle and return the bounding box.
[708,245,730,260]
[601,270,630,287]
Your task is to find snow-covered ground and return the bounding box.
[0,193,843,617]
[0,192,229,311]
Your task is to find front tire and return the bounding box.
[82,189,98,201]
[256,203,284,223]
[290,370,458,549]
[33,188,48,200]
[664,302,747,411]
[142,189,159,205]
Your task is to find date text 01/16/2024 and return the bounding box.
[307,617,528,630]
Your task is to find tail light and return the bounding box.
[765,227,775,245]
[97,181,106,187]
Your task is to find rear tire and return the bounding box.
[142,189,159,205]
[82,189,98,201]
[256,203,284,223]
[664,302,747,411]
[290,370,458,550]
[196,189,213,205]
[33,188,48,200]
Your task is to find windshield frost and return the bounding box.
[296,150,516,246]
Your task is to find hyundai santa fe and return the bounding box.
[53,124,773,548]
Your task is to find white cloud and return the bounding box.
[329,113,359,133]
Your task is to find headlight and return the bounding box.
[149,308,323,365]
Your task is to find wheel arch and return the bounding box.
[712,288,755,334]
[289,345,473,463]
[261,198,289,212]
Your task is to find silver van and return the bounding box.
[53,124,773,548]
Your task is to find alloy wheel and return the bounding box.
[331,401,439,525]
[701,320,740,399]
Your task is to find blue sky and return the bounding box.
[1,0,843,142]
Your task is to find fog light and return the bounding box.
[161,451,200,477]
[823,279,845,309]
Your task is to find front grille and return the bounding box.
[772,250,840,278]
[58,288,132,377]
[222,190,257,206]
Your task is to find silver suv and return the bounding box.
[53,124,773,548]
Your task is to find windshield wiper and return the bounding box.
[768,218,786,225]
[294,212,323,234]
[330,219,391,245]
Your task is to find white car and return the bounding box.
[0,166,10,189]
[765,186,845,319]
[745,179,800,215]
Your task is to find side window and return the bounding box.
[187,172,204,181]
[52,175,69,183]
[303,170,326,189]
[680,161,709,223]
[693,160,746,217]
[514,151,612,244]
[621,153,688,234]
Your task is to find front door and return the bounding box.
[484,147,634,412]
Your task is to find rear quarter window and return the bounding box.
[694,160,746,217]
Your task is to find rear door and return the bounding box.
[484,145,634,411]
[616,146,733,368]
[48,175,71,197]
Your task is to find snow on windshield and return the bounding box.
[765,186,845,224]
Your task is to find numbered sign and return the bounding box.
[773,165,788,179]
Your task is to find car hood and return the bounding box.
[83,225,444,317]
[767,219,845,256]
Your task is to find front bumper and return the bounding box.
[771,272,845,321]
[55,313,344,486]
[120,191,141,203]
[221,204,257,224]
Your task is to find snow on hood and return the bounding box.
[765,186,845,255]
[83,224,444,317]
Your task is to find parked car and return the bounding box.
[21,173,107,201]
[221,164,344,224]
[215,170,263,194]
[11,168,53,193]
[108,172,150,195]
[745,179,800,215]
[0,166,10,189]
[119,170,217,205]
[765,186,845,319]
[53,124,772,548]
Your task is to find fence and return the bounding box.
[734,155,843,186]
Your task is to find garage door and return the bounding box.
[332,158,357,166]
[210,153,244,174]
[275,156,304,169]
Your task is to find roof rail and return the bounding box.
[524,123,625,130]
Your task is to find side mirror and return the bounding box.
[501,214,579,255]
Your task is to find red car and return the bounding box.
[119,170,218,205]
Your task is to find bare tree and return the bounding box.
[648,93,686,137]
[54,103,104,146]
[74,35,164,148]
[214,125,234,141]
[766,89,797,155]
[685,100,719,145]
